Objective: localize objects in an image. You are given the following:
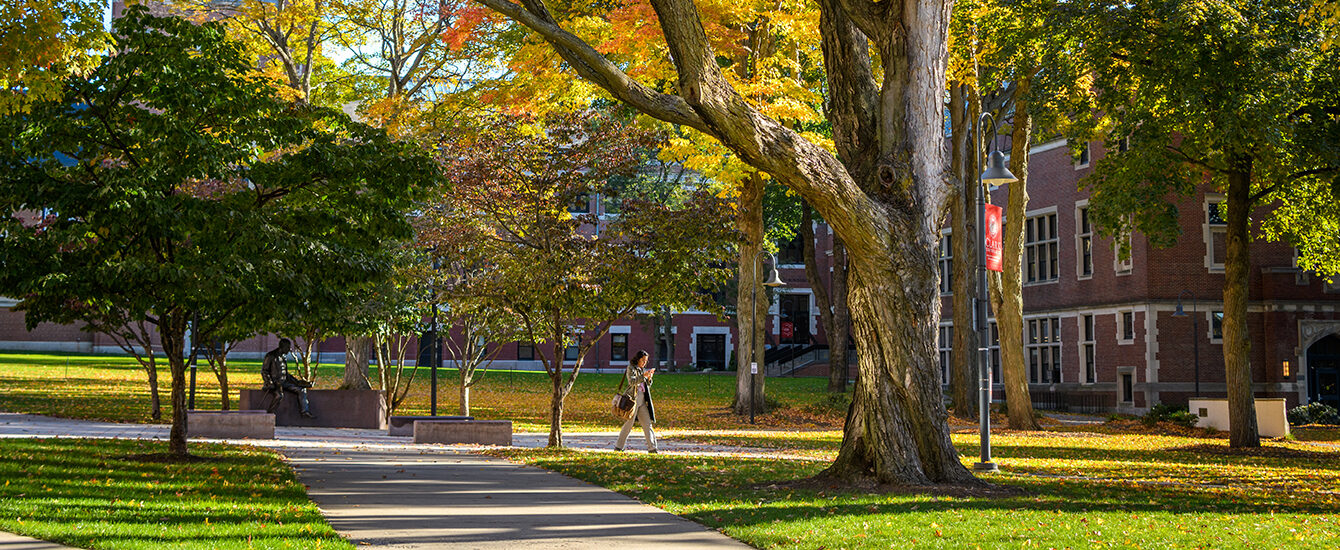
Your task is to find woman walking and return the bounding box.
[615,350,657,453]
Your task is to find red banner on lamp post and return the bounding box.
[780,321,795,341]
[984,203,1004,272]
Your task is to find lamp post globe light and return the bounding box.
[973,111,1018,473]
[751,250,785,425]
[1172,290,1200,397]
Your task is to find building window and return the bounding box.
[611,333,628,362]
[1206,199,1227,270]
[517,342,534,361]
[777,236,805,266]
[1211,311,1223,341]
[1118,136,1130,153]
[1114,228,1133,274]
[938,324,953,384]
[564,344,579,361]
[1327,278,1340,293]
[937,233,953,295]
[1120,371,1134,404]
[568,193,591,214]
[1025,212,1059,284]
[1076,205,1093,278]
[1075,141,1091,168]
[1082,314,1096,384]
[1120,311,1136,342]
[1027,317,1062,384]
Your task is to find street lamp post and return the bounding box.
[751,250,786,424]
[973,111,1018,473]
[1173,291,1199,397]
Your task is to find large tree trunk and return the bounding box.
[1224,161,1260,448]
[822,248,978,485]
[341,335,372,390]
[948,83,980,417]
[477,0,976,486]
[990,80,1040,431]
[732,173,767,414]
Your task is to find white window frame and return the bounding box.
[1203,194,1227,273]
[1209,310,1224,343]
[1024,207,1060,286]
[937,323,953,385]
[1114,228,1133,275]
[1074,140,1091,169]
[1118,310,1136,345]
[1118,367,1136,405]
[1075,200,1093,280]
[1026,316,1062,384]
[937,231,953,295]
[1080,314,1097,385]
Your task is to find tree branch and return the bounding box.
[473,0,708,131]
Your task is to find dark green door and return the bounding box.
[1308,335,1340,409]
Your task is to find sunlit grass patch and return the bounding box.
[0,438,351,549]
[493,434,1340,549]
[0,352,845,432]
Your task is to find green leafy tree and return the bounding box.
[0,7,438,455]
[424,111,738,447]
[1068,0,1340,447]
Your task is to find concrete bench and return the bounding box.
[239,389,387,430]
[187,410,274,439]
[388,415,474,436]
[414,419,512,446]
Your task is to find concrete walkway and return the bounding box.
[0,413,750,549]
[287,445,748,548]
[0,531,77,550]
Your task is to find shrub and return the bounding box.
[1143,403,1199,430]
[1287,402,1340,425]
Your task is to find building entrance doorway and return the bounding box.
[1308,334,1340,409]
[778,294,811,344]
[696,333,726,371]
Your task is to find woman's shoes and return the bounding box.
[648,448,658,454]
[613,447,624,452]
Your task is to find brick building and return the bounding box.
[943,139,1340,413]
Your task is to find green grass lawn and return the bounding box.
[0,438,351,549]
[494,431,1340,549]
[0,352,844,432]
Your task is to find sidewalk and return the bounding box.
[0,413,750,549]
[287,445,748,548]
[0,531,78,550]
